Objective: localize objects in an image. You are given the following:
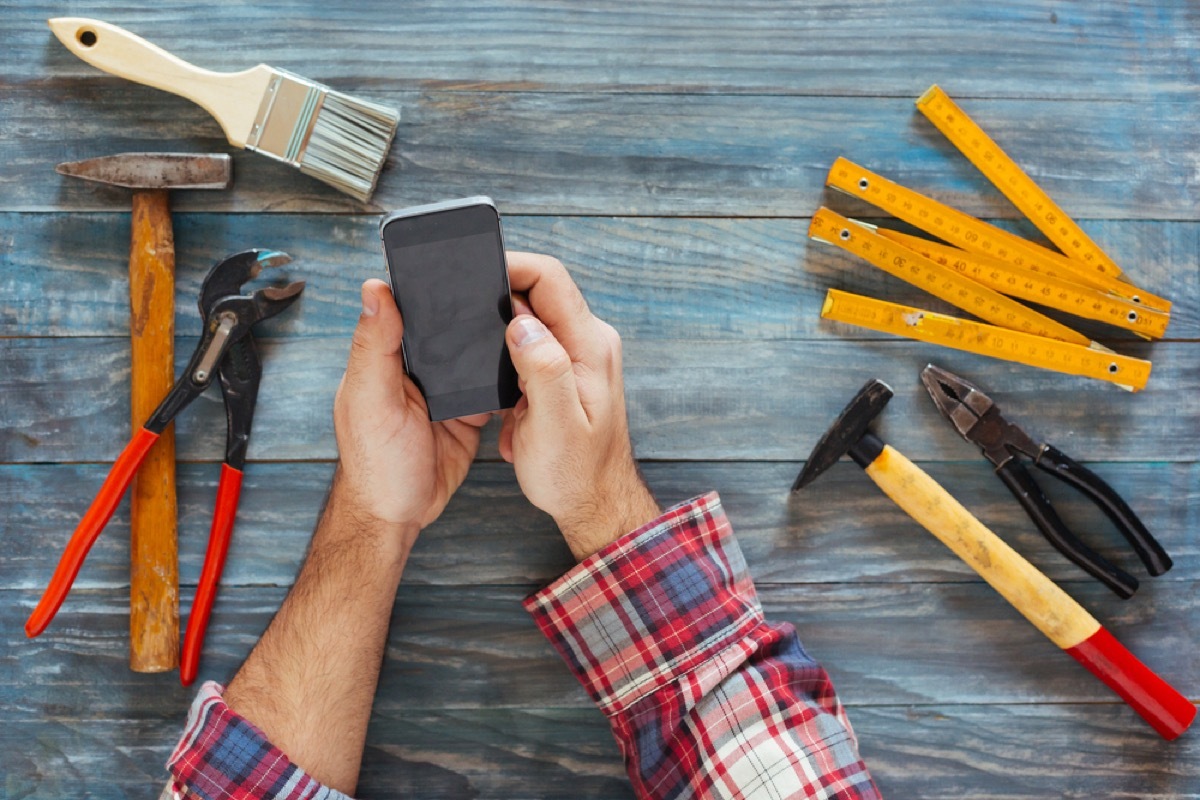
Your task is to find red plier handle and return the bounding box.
[25,428,161,637]
[26,431,249,687]
[180,463,243,686]
[26,249,303,686]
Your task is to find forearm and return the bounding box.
[557,466,659,561]
[527,493,879,800]
[223,467,414,795]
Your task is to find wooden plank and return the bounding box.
[5,3,1195,796]
[0,337,1195,462]
[0,710,631,799]
[854,704,1200,799]
[4,213,1195,340]
[4,582,1194,711]
[4,87,1200,218]
[1,717,187,800]
[5,1,1197,100]
[2,461,1195,589]
[4,703,1195,800]
[10,704,1200,798]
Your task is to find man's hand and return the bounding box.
[333,279,490,544]
[499,252,659,560]
[224,278,493,794]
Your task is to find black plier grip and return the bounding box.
[995,457,1139,598]
[25,250,303,686]
[921,364,1172,599]
[1032,444,1172,576]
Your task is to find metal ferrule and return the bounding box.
[246,69,327,167]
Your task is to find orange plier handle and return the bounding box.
[25,249,303,686]
[25,427,162,638]
[25,431,246,688]
[180,463,243,686]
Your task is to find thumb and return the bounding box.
[507,315,582,417]
[344,279,405,386]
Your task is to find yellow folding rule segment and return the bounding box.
[820,289,1151,391]
[876,229,1168,338]
[825,157,1171,316]
[917,85,1126,283]
[809,207,1091,345]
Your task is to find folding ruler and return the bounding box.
[821,289,1151,390]
[812,85,1170,389]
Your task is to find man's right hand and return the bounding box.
[499,252,660,561]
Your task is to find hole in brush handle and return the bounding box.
[77,28,97,47]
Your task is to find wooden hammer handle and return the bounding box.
[128,189,179,672]
[864,444,1195,739]
[865,444,1097,647]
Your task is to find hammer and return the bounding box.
[792,379,1196,739]
[56,152,232,673]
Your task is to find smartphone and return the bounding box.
[380,197,521,420]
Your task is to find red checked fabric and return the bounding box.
[524,492,879,800]
[164,492,878,800]
[162,682,352,800]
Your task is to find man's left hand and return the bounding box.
[332,279,489,543]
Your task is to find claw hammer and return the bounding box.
[791,379,1195,739]
[55,152,232,672]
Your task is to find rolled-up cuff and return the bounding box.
[523,492,763,716]
[165,681,353,800]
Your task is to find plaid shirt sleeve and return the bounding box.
[163,492,875,800]
[161,681,353,800]
[524,492,880,800]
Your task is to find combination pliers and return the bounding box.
[921,364,1172,599]
[25,249,304,684]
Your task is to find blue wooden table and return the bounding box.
[2,2,1197,796]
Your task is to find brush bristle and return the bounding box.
[299,92,400,203]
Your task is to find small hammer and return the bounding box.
[56,152,232,673]
[792,379,1196,739]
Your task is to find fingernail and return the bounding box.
[512,294,533,317]
[361,286,379,317]
[512,317,546,347]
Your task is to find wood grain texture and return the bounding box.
[3,461,1196,590]
[853,704,1200,799]
[4,585,1195,796]
[3,213,1196,340]
[3,704,1198,800]
[6,1,1199,100]
[3,1,1199,795]
[127,188,179,673]
[0,337,1194,463]
[4,87,1200,217]
[4,582,1194,712]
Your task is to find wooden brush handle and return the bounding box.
[863,444,1194,738]
[128,189,179,673]
[47,17,272,147]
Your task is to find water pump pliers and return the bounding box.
[25,249,304,685]
[920,364,1171,599]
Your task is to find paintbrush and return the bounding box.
[49,17,399,202]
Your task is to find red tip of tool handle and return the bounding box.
[1066,626,1196,740]
[180,464,243,687]
[25,428,161,638]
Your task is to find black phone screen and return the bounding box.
[383,203,520,420]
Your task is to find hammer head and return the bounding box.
[56,152,232,190]
[791,379,893,491]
